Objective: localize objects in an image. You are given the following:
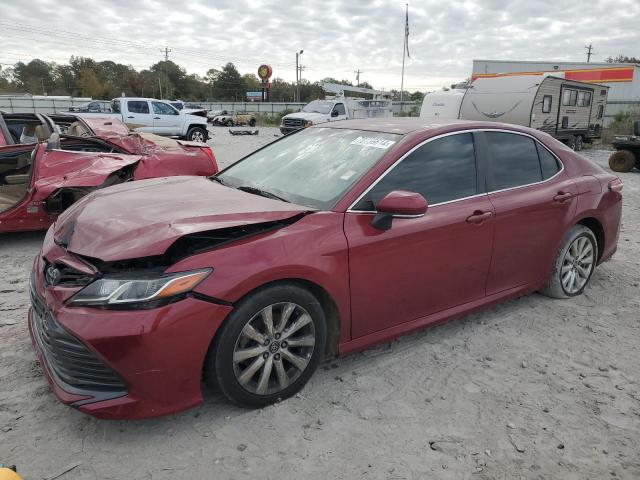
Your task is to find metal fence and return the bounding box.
[0,96,418,116]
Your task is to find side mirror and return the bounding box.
[331,109,339,117]
[371,190,428,230]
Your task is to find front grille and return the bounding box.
[282,118,304,128]
[30,287,126,392]
[43,261,94,287]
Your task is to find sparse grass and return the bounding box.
[602,110,640,144]
[257,109,297,127]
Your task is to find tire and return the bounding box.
[205,284,327,408]
[567,136,577,150]
[539,225,598,299]
[186,126,207,143]
[249,118,256,127]
[225,120,234,127]
[609,150,636,172]
[575,135,583,151]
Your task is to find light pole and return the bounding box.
[296,49,304,102]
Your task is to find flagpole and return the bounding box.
[400,3,407,113]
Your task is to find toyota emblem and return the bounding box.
[45,265,61,286]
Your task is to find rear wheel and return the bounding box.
[186,126,207,143]
[225,119,234,127]
[609,150,636,172]
[575,135,583,151]
[249,118,256,127]
[206,284,326,407]
[567,136,577,150]
[539,225,597,299]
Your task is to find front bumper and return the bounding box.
[29,260,232,419]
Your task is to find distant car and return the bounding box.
[207,109,225,122]
[69,101,107,113]
[0,114,218,233]
[165,100,208,119]
[28,119,621,419]
[212,110,257,127]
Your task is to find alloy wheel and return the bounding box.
[191,131,205,142]
[561,236,595,294]
[232,302,316,395]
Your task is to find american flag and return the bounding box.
[404,5,410,59]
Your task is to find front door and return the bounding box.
[344,132,495,338]
[152,101,182,136]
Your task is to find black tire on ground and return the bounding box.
[205,284,327,408]
[567,136,577,150]
[609,150,636,172]
[225,120,234,127]
[575,135,583,151]
[539,225,598,299]
[186,126,207,143]
[249,118,256,127]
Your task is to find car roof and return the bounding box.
[313,117,534,135]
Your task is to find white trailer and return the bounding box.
[421,74,609,150]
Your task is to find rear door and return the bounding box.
[124,100,154,132]
[344,132,495,338]
[151,101,183,136]
[479,130,577,294]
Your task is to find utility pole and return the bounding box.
[295,50,304,102]
[585,44,593,63]
[159,46,172,99]
[354,69,363,86]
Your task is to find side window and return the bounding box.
[356,133,477,209]
[577,91,592,107]
[485,132,542,190]
[562,89,577,106]
[333,103,346,116]
[152,102,178,115]
[536,143,561,180]
[597,104,604,119]
[128,100,149,114]
[542,95,552,113]
[111,100,121,113]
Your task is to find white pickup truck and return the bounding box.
[78,97,209,142]
[280,83,393,135]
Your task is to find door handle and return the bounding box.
[127,116,135,119]
[466,211,493,224]
[154,117,161,119]
[553,191,573,202]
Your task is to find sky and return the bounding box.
[0,0,639,92]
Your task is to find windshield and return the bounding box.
[302,100,334,114]
[216,128,401,209]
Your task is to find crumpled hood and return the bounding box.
[54,176,309,261]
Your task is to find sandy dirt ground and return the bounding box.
[1,127,639,479]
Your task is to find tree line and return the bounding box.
[0,57,423,103]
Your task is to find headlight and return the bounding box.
[304,120,313,127]
[68,269,211,307]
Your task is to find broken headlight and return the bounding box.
[68,269,211,307]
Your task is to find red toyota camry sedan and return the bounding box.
[29,119,623,419]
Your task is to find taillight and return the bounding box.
[608,178,623,193]
[201,147,218,173]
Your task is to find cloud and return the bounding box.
[0,0,638,91]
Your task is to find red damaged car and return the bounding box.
[29,119,622,419]
[0,114,217,232]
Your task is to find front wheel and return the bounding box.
[539,225,597,299]
[225,119,234,127]
[186,126,207,143]
[575,135,583,151]
[567,136,577,150]
[206,284,327,408]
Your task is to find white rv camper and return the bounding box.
[421,74,609,150]
[419,89,466,120]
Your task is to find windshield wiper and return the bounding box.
[210,175,227,185]
[236,185,290,203]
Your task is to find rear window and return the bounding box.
[486,132,542,190]
[537,143,561,180]
[128,100,149,114]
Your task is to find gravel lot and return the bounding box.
[1,128,639,479]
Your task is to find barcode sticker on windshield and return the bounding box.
[350,136,396,149]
